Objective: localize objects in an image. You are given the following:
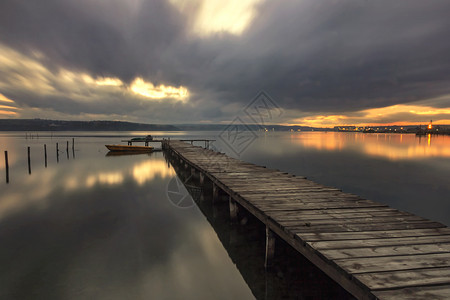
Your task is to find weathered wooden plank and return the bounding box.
[254,201,387,211]
[247,197,370,205]
[355,267,450,290]
[278,215,426,227]
[298,228,450,242]
[268,207,399,216]
[307,235,450,250]
[240,192,358,199]
[321,242,450,260]
[289,221,445,234]
[231,187,339,193]
[373,284,450,300]
[337,252,450,274]
[269,210,414,221]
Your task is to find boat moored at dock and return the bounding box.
[105,144,154,152]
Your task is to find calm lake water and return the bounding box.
[0,131,449,299]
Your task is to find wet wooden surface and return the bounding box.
[164,140,450,300]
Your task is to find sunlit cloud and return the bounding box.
[95,77,123,86]
[0,105,18,110]
[0,93,18,115]
[0,93,14,103]
[0,110,17,115]
[130,77,189,101]
[0,43,190,119]
[291,99,450,127]
[170,0,261,36]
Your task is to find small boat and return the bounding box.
[105,145,154,152]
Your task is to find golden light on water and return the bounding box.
[86,172,124,187]
[290,132,450,160]
[132,160,176,185]
[67,160,176,188]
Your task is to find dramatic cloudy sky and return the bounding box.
[1,0,450,126]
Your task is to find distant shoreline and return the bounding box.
[1,118,449,134]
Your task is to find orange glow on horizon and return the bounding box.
[288,103,450,128]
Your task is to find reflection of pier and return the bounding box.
[164,140,450,300]
[167,156,353,299]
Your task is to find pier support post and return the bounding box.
[199,173,205,185]
[56,143,59,163]
[44,144,47,168]
[27,147,31,174]
[229,196,238,222]
[4,151,9,183]
[265,226,276,269]
[212,183,219,203]
[191,167,196,176]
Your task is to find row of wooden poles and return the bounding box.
[4,138,75,183]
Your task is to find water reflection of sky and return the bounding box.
[288,132,450,160]
[1,131,450,299]
[237,132,450,227]
[0,134,254,299]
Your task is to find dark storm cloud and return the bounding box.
[0,0,185,82]
[1,0,450,120]
[203,0,450,112]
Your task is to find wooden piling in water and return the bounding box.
[212,183,219,203]
[264,226,276,269]
[27,147,31,174]
[4,151,9,183]
[229,196,238,222]
[56,143,59,163]
[44,144,47,168]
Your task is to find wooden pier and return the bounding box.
[122,138,215,147]
[163,140,450,300]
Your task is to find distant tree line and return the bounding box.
[0,119,180,131]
